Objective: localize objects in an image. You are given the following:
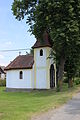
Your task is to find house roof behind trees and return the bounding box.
[0,66,5,74]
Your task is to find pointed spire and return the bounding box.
[32,32,52,49]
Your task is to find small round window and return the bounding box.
[40,49,43,56]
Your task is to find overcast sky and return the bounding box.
[0,0,36,66]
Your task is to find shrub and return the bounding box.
[0,79,6,86]
[74,78,80,85]
[63,77,68,83]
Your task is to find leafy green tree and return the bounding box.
[76,55,80,78]
[30,48,34,55]
[12,0,80,90]
[64,45,80,87]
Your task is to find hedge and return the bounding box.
[0,79,6,86]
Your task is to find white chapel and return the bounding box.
[5,33,56,91]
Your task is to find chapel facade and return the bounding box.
[5,33,56,91]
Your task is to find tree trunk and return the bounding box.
[57,56,65,91]
[68,78,73,88]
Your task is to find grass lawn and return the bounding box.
[0,84,80,120]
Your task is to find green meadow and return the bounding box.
[0,85,80,120]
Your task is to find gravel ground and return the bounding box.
[31,92,80,120]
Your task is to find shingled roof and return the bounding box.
[5,55,34,70]
[32,32,52,49]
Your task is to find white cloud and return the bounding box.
[0,40,12,48]
[0,54,6,66]
[0,62,6,66]
[0,54,4,59]
[5,41,12,45]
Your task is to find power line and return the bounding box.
[0,48,31,52]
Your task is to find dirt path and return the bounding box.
[31,92,80,120]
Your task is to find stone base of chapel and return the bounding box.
[6,87,50,92]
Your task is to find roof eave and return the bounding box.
[32,45,52,49]
[5,67,33,71]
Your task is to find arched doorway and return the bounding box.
[50,64,55,88]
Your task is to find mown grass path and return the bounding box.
[32,92,80,120]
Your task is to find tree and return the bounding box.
[12,0,80,90]
[64,44,80,87]
[30,48,34,55]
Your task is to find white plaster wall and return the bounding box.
[36,69,47,89]
[34,47,52,89]
[6,69,33,89]
[32,65,34,88]
[35,48,47,67]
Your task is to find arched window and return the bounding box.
[40,49,43,56]
[19,71,23,79]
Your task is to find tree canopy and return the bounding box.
[12,0,80,89]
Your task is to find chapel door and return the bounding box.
[50,64,55,88]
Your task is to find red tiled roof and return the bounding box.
[32,32,52,48]
[5,55,34,70]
